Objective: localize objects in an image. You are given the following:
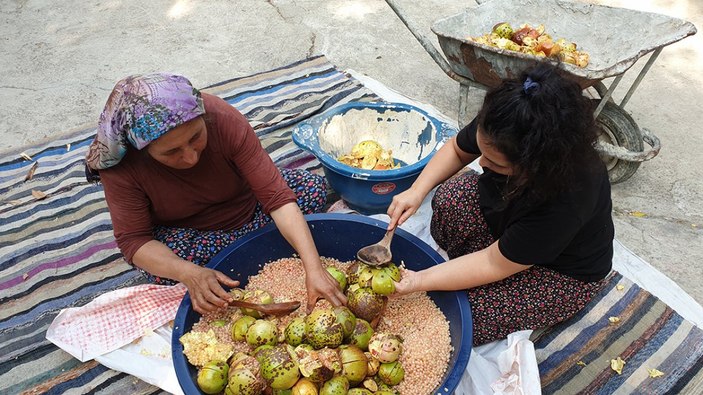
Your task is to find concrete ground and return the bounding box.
[2,0,701,307]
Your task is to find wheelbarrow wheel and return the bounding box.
[594,101,644,184]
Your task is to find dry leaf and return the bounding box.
[31,190,48,200]
[648,368,664,378]
[22,273,29,281]
[609,316,621,324]
[616,284,625,291]
[4,199,23,206]
[576,361,586,367]
[629,211,647,218]
[24,161,38,182]
[610,357,625,374]
[20,152,33,161]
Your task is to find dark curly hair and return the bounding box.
[477,62,601,203]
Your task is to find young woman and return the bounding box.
[85,73,345,314]
[388,63,613,345]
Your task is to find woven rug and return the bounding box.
[1,55,702,394]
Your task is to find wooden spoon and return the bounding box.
[356,227,396,266]
[228,300,301,316]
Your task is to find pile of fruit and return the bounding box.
[180,261,407,394]
[337,140,400,171]
[470,22,590,68]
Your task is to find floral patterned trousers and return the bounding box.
[431,171,606,345]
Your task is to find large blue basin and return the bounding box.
[172,213,472,394]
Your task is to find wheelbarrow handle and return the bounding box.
[596,128,661,162]
[384,0,473,86]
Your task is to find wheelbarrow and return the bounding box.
[385,0,697,183]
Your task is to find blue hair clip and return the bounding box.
[523,77,540,94]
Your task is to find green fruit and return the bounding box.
[319,375,349,395]
[297,347,341,383]
[382,263,401,282]
[492,22,514,39]
[259,345,300,390]
[212,319,227,327]
[371,270,395,295]
[347,287,386,323]
[284,317,306,346]
[291,377,319,395]
[226,368,265,395]
[305,309,344,349]
[368,333,403,363]
[326,267,347,291]
[337,345,368,386]
[197,360,229,394]
[357,267,376,288]
[347,388,373,395]
[232,316,257,342]
[348,319,374,351]
[378,361,405,385]
[246,319,278,347]
[333,306,357,340]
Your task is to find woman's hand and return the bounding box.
[387,188,425,229]
[393,268,422,296]
[180,264,240,314]
[305,267,347,313]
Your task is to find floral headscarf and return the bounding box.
[85,73,205,174]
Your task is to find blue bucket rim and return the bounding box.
[171,213,472,394]
[292,102,457,182]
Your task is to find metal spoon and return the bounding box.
[356,227,396,266]
[228,300,301,316]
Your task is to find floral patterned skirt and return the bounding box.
[431,171,606,346]
[139,168,327,285]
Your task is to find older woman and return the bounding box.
[85,73,345,314]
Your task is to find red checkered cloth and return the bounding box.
[46,283,187,362]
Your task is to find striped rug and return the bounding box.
[1,55,702,394]
[534,272,703,394]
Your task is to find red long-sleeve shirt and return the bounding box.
[99,93,296,261]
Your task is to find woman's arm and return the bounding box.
[132,240,240,314]
[394,241,530,294]
[388,137,479,228]
[269,202,347,312]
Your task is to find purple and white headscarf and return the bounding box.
[85,73,205,172]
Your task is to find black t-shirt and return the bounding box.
[456,119,614,282]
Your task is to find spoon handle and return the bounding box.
[380,227,396,248]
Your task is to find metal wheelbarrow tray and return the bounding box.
[386,0,697,183]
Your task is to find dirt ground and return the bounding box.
[1,0,702,307]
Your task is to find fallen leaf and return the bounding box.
[20,152,33,161]
[3,199,23,206]
[616,284,625,291]
[22,273,29,281]
[648,368,664,378]
[24,161,38,182]
[609,316,621,324]
[611,357,625,374]
[629,211,647,218]
[31,190,48,200]
[577,361,586,367]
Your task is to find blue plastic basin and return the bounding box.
[172,213,472,394]
[292,102,457,214]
